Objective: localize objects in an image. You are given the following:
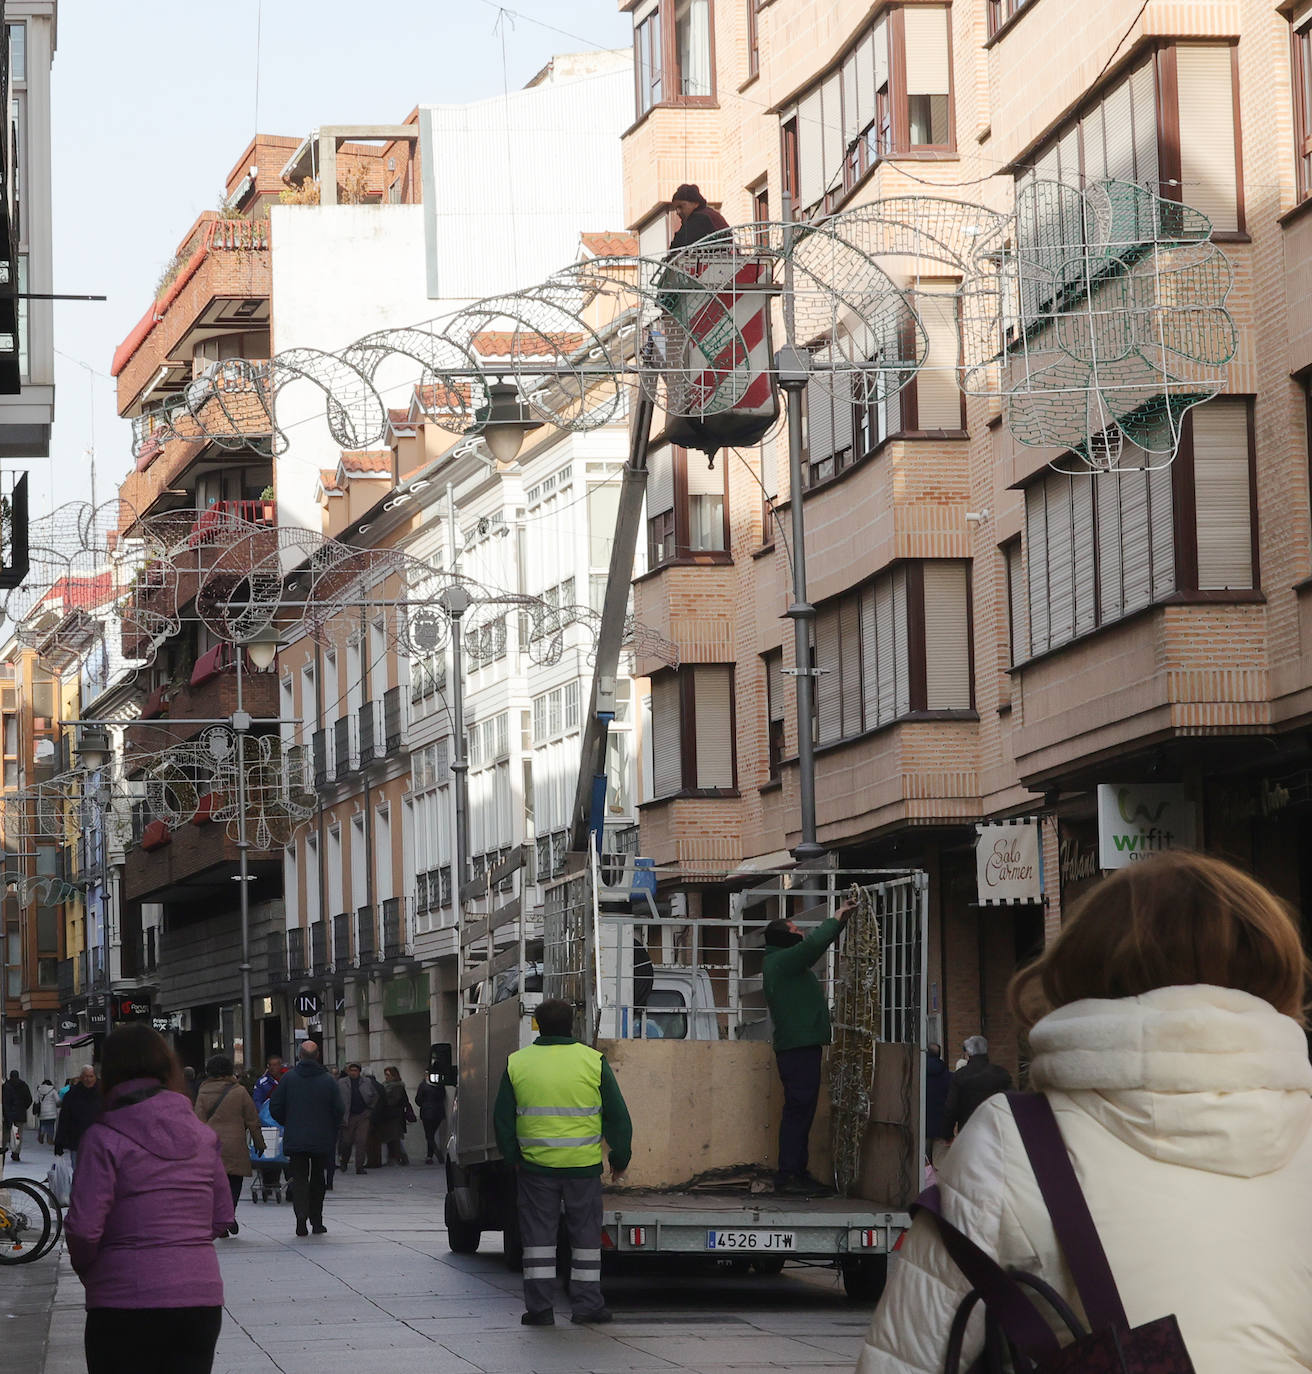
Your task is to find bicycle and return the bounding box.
[0,1176,61,1263]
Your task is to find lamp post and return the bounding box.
[438,587,472,922]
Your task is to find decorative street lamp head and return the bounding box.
[478,379,541,465]
[241,624,282,672]
[75,725,111,772]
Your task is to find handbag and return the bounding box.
[46,1154,74,1208]
[917,1093,1195,1374]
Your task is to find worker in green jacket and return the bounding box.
[493,997,633,1328]
[762,900,855,1194]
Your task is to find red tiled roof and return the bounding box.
[339,450,392,474]
[413,382,472,414]
[471,330,585,359]
[319,469,342,493]
[580,231,638,257]
[44,571,115,612]
[387,407,417,431]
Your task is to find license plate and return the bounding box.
[706,1229,796,1252]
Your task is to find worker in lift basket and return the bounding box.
[493,998,633,1328]
[762,900,856,1195]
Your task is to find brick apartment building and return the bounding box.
[619,0,1312,1070]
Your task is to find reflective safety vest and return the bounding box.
[506,1041,604,1169]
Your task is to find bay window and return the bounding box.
[647,444,730,566]
[781,5,953,220]
[649,665,737,798]
[633,0,715,117]
[1294,11,1312,201]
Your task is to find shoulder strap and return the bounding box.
[200,1082,237,1124]
[1007,1093,1129,1334]
[912,1187,1063,1363]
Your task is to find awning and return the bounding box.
[54,1033,96,1050]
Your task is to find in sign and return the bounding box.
[295,992,320,1017]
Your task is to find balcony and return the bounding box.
[332,911,352,970]
[334,714,357,779]
[383,686,404,755]
[266,929,287,986]
[288,926,308,981]
[381,896,412,962]
[310,918,329,976]
[358,700,379,765]
[123,814,282,904]
[356,904,376,966]
[187,499,276,547]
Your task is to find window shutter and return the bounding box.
[1006,543,1027,665]
[1192,400,1252,589]
[694,668,734,789]
[922,562,971,709]
[1148,464,1176,600]
[874,574,898,722]
[840,596,862,737]
[649,445,675,517]
[1057,127,1080,186]
[1025,483,1050,654]
[768,654,785,723]
[1101,74,1135,183]
[1072,475,1096,636]
[892,568,911,716]
[1045,475,1075,648]
[760,440,777,500]
[1176,45,1238,234]
[1116,467,1153,613]
[914,283,961,429]
[904,6,950,96]
[1096,468,1126,621]
[651,674,682,797]
[855,32,876,131]
[798,88,824,208]
[860,585,881,725]
[821,72,843,198]
[873,16,889,92]
[686,451,724,497]
[1082,100,1107,181]
[814,604,843,744]
[806,378,834,460]
[833,386,854,457]
[1130,59,1158,195]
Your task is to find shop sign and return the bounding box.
[57,1015,79,1039]
[85,997,108,1033]
[1059,835,1100,885]
[152,1012,183,1034]
[334,991,347,1015]
[114,996,151,1023]
[294,991,320,1018]
[975,820,1041,905]
[382,973,427,1019]
[1097,784,1196,869]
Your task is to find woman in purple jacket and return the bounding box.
[64,1023,234,1374]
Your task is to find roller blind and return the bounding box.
[873,16,889,92]
[1130,60,1158,199]
[1101,74,1135,183]
[760,440,777,500]
[922,562,971,709]
[1025,482,1050,654]
[1148,464,1176,601]
[686,450,725,496]
[1177,45,1239,234]
[807,378,834,459]
[854,33,876,131]
[649,445,675,516]
[651,674,682,797]
[821,72,843,200]
[914,283,961,429]
[814,604,843,744]
[1192,400,1252,589]
[1118,467,1153,614]
[840,595,863,737]
[693,668,734,789]
[798,88,824,208]
[860,585,881,726]
[767,654,785,723]
[904,6,950,96]
[1006,543,1027,665]
[1045,476,1075,648]
[1072,475,1096,636]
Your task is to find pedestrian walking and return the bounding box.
[494,997,632,1327]
[857,851,1312,1374]
[336,1062,379,1174]
[194,1054,263,1238]
[923,1044,952,1169]
[376,1066,412,1165]
[941,1034,1011,1137]
[64,1023,232,1374]
[34,1077,60,1144]
[181,1066,199,1103]
[2,1067,33,1160]
[251,1054,284,1111]
[415,1073,446,1164]
[761,900,855,1193]
[269,1040,343,1237]
[54,1064,101,1167]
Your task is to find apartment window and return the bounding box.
[781,5,952,220]
[649,665,736,798]
[1022,399,1255,657]
[1295,14,1312,201]
[764,652,786,779]
[1003,540,1026,668]
[7,23,25,82]
[986,0,1030,38]
[647,445,729,567]
[632,0,715,117]
[746,0,759,80]
[750,181,769,245]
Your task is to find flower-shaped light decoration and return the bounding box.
[959,180,1237,472]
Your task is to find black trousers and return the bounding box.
[85,1305,222,1374]
[422,1118,444,1159]
[288,1152,328,1225]
[775,1044,822,1178]
[226,1173,243,1208]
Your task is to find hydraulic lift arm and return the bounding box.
[567,388,656,857]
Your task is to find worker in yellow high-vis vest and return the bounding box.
[493,998,633,1327]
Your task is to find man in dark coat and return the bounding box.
[269,1041,343,1237]
[668,183,729,250]
[2,1069,33,1161]
[924,1043,952,1166]
[942,1035,1012,1138]
[54,1064,101,1163]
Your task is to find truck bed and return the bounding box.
[606,1188,902,1216]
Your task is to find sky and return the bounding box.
[42,0,632,523]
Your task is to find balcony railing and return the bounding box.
[383,686,403,754]
[267,929,287,985]
[311,728,330,790]
[57,957,74,1002]
[310,919,329,976]
[88,945,106,990]
[187,500,275,548]
[334,715,355,779]
[333,911,351,970]
[534,829,570,883]
[381,896,410,961]
[356,904,376,965]
[358,700,377,765]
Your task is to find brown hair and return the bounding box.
[99,1023,186,1097]
[1008,850,1310,1030]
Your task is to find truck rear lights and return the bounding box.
[628,1227,647,1247]
[859,1229,881,1248]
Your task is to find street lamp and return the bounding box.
[242,624,281,672]
[478,380,542,465]
[74,724,111,772]
[437,586,472,926]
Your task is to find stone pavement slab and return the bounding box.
[28,1147,873,1374]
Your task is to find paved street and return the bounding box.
[4,1136,871,1374]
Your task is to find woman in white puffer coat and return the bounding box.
[857,850,1312,1374]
